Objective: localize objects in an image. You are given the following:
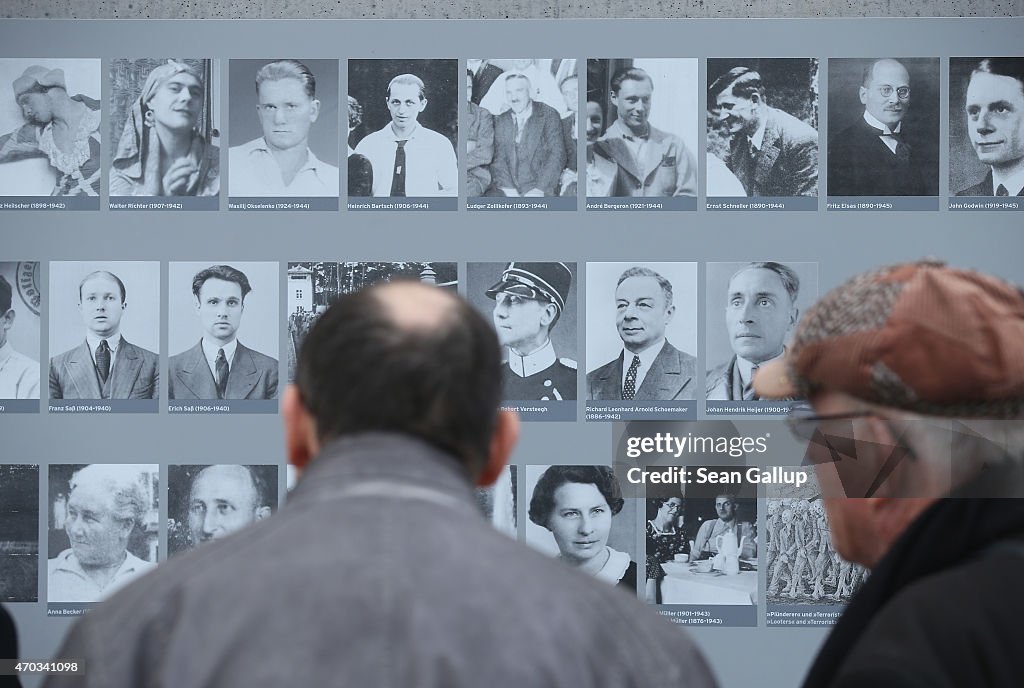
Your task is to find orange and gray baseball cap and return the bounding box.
[754,260,1024,417]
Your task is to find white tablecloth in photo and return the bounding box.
[661,562,757,605]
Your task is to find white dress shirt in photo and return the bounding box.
[0,341,40,399]
[354,123,458,197]
[229,137,340,197]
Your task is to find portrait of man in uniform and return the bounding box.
[483,262,576,402]
[49,267,159,401]
[587,265,697,401]
[169,264,279,401]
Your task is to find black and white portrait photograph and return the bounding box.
[47,464,158,604]
[168,262,279,401]
[228,59,339,198]
[49,261,160,401]
[467,262,577,402]
[643,488,686,605]
[705,261,818,401]
[0,59,101,197]
[586,262,698,401]
[827,57,940,197]
[167,464,279,555]
[525,464,638,592]
[109,58,220,197]
[348,59,457,198]
[475,465,516,539]
[586,58,698,198]
[467,58,577,198]
[286,261,457,381]
[0,464,39,602]
[0,261,41,400]
[675,478,757,606]
[950,57,1024,197]
[766,476,868,606]
[707,59,819,198]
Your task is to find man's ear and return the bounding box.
[859,86,869,106]
[254,505,272,521]
[476,409,519,487]
[283,385,318,472]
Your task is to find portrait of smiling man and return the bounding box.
[707,261,814,402]
[168,263,279,401]
[49,265,159,401]
[47,464,156,604]
[166,464,277,554]
[587,264,697,401]
[229,59,339,197]
[954,57,1024,197]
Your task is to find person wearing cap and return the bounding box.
[707,261,800,401]
[486,262,576,401]
[755,260,1024,688]
[0,274,39,400]
[587,266,697,401]
[0,64,101,196]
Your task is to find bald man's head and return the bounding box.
[293,280,503,474]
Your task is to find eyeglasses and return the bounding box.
[784,405,876,442]
[875,85,911,100]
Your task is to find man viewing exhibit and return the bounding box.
[754,260,1024,687]
[44,282,717,688]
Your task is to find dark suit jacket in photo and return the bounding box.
[827,116,931,196]
[956,169,1024,196]
[168,340,279,400]
[489,101,566,196]
[727,107,818,197]
[594,121,698,197]
[471,62,504,106]
[586,340,697,401]
[49,338,159,400]
[466,101,494,197]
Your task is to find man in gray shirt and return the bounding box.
[45,282,717,688]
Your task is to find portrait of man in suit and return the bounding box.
[168,264,278,401]
[587,266,696,401]
[828,58,935,197]
[49,270,159,400]
[487,73,566,197]
[956,58,1024,197]
[706,262,800,401]
[353,73,457,197]
[591,67,697,198]
[708,66,818,197]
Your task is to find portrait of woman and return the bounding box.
[109,59,219,197]
[527,464,637,590]
[645,495,687,604]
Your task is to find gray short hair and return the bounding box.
[70,464,148,526]
[732,261,800,304]
[387,74,425,100]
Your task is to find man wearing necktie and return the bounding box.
[828,58,933,196]
[707,262,800,401]
[587,266,697,401]
[49,270,159,400]
[956,58,1024,197]
[487,73,565,197]
[169,265,278,401]
[708,66,819,197]
[591,67,697,198]
[353,73,457,198]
